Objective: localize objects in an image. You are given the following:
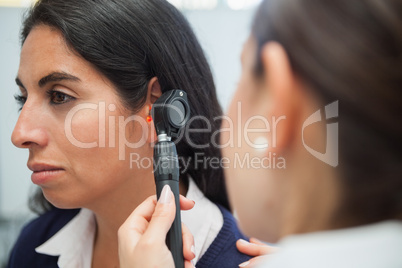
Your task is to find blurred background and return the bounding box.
[0,0,258,266]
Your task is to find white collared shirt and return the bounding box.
[36,178,223,267]
[260,220,402,268]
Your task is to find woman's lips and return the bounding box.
[28,163,65,185]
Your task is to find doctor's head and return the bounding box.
[222,0,402,242]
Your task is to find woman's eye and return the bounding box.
[47,90,75,105]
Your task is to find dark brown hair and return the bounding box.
[21,0,230,213]
[253,0,402,226]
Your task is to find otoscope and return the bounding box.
[151,89,190,268]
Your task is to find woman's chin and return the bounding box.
[42,191,82,210]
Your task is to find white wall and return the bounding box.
[0,7,33,218]
[0,7,255,218]
[185,8,254,110]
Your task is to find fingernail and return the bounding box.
[159,185,172,204]
[239,261,250,267]
[239,239,250,245]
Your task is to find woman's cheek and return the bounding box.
[66,107,101,146]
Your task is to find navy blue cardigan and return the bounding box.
[8,206,249,267]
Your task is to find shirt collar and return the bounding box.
[36,208,96,268]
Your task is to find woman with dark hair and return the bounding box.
[7,0,250,267]
[118,0,402,267]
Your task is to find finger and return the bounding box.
[118,195,158,248]
[236,239,277,257]
[122,195,158,228]
[180,195,195,210]
[141,185,176,243]
[249,237,268,246]
[239,255,270,267]
[182,223,195,262]
[120,194,192,231]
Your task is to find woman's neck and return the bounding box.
[88,173,189,267]
[88,171,156,267]
[91,215,120,268]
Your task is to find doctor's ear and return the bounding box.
[148,77,162,104]
[260,42,303,152]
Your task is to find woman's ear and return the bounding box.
[147,77,162,104]
[260,42,302,152]
[146,77,162,144]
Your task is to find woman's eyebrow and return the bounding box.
[38,71,81,87]
[15,72,81,90]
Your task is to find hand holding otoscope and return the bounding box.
[118,90,194,268]
[152,90,190,268]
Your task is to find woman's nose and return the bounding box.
[11,105,48,149]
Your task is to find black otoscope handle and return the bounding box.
[154,141,184,268]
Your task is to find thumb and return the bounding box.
[142,185,176,242]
